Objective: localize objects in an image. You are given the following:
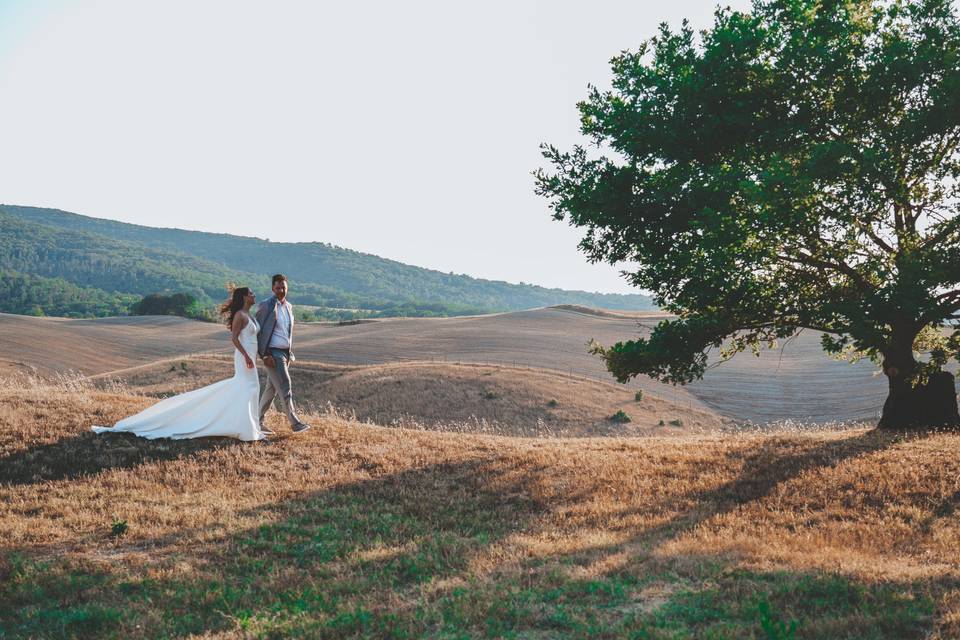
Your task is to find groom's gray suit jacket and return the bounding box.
[255,295,295,359]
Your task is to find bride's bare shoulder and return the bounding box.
[231,310,250,330]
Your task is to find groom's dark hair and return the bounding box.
[272,273,288,285]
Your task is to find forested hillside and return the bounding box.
[0,271,137,317]
[0,212,250,299]
[0,205,654,318]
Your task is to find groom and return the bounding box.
[256,273,311,434]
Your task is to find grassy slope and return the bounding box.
[2,383,959,638]
[88,357,728,436]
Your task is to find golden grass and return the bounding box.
[88,356,728,437]
[2,377,960,637]
[0,308,894,424]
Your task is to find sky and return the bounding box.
[0,0,750,295]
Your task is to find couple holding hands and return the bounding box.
[93,274,310,442]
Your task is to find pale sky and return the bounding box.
[0,0,749,294]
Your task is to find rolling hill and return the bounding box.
[0,204,655,317]
[86,356,728,437]
[0,307,899,424]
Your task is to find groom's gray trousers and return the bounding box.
[259,348,300,426]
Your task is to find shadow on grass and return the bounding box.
[552,429,910,550]
[468,551,949,639]
[503,429,949,638]
[2,456,546,638]
[0,431,241,487]
[2,429,953,638]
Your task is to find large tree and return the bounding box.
[536,0,960,428]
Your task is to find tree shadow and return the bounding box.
[492,429,951,637]
[559,429,913,552]
[492,549,952,638]
[648,429,898,535]
[0,431,242,487]
[3,428,952,638]
[3,455,551,637]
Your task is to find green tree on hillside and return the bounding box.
[131,293,212,321]
[537,0,960,428]
[0,271,135,317]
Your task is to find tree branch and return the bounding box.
[859,222,896,254]
[908,131,960,194]
[818,200,896,255]
[919,292,960,326]
[921,214,960,250]
[796,322,843,334]
[776,252,874,295]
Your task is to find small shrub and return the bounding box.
[668,418,684,427]
[483,391,498,400]
[610,410,631,423]
[110,519,128,538]
[634,390,644,402]
[758,599,798,640]
[180,362,188,371]
[658,419,665,426]
[547,399,559,407]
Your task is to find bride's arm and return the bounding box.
[231,312,256,369]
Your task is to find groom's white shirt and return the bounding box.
[266,299,293,349]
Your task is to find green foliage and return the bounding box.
[131,292,212,321]
[537,0,960,392]
[0,210,248,304]
[295,300,495,322]
[0,270,137,318]
[609,410,632,423]
[634,390,644,402]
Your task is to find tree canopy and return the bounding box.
[536,0,960,427]
[130,293,210,320]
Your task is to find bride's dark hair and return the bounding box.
[220,286,250,328]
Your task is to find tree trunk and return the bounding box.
[878,328,960,429]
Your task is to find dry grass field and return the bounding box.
[86,356,727,437]
[0,308,901,424]
[2,378,960,638]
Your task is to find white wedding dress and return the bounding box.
[92,316,265,441]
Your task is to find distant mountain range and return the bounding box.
[0,205,654,319]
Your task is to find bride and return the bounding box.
[92,287,266,441]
